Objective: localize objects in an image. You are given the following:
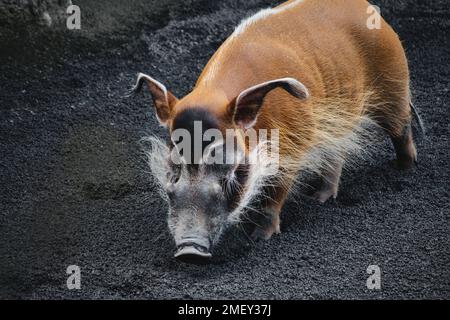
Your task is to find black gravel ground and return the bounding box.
[0,0,449,299]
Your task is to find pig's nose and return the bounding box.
[174,239,212,265]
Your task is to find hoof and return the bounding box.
[394,157,417,170]
[251,224,280,241]
[311,188,337,203]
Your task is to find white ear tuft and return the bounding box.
[131,72,178,125]
[132,73,169,101]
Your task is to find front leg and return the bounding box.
[311,158,344,203]
[251,183,290,241]
[251,207,281,241]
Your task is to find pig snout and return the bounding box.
[174,236,212,265]
[166,179,229,264]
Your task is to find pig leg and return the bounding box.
[251,207,281,241]
[311,158,344,203]
[367,70,418,169]
[390,121,417,170]
[372,101,417,169]
[251,182,292,241]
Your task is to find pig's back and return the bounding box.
[198,0,381,102]
[197,0,408,129]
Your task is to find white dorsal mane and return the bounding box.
[232,0,304,37]
[202,1,304,84]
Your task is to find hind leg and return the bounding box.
[374,99,417,170]
[311,157,344,203]
[391,122,417,169]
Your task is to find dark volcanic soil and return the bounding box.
[0,0,449,299]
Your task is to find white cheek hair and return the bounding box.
[142,136,171,202]
[211,182,222,195]
[228,140,280,223]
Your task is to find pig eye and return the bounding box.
[169,172,180,184]
[167,165,181,184]
[166,184,175,198]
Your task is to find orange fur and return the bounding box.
[142,0,416,239]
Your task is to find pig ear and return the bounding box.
[231,78,309,129]
[131,72,178,125]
